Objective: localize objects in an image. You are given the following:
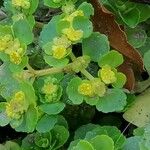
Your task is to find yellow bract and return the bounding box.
[42,83,58,95]
[0,34,13,52]
[99,65,117,84]
[91,79,106,97]
[52,45,67,59]
[9,51,22,65]
[5,91,26,120]
[63,28,83,42]
[53,35,71,48]
[78,81,94,97]
[64,10,84,22]
[12,0,30,9]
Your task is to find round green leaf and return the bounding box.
[0,102,10,127]
[119,8,140,28]
[36,114,57,133]
[78,2,94,18]
[44,55,69,67]
[73,16,93,39]
[126,27,147,48]
[13,19,33,45]
[39,102,65,115]
[40,15,60,47]
[112,72,127,88]
[82,32,110,62]
[51,125,69,149]
[98,50,124,68]
[90,135,114,150]
[96,89,127,113]
[73,140,94,150]
[66,77,83,104]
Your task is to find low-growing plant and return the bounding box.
[0,0,150,149]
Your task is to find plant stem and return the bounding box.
[34,67,64,77]
[69,52,94,80]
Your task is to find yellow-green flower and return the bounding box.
[99,65,117,84]
[63,27,83,42]
[5,91,27,120]
[63,10,84,22]
[0,34,13,52]
[91,78,106,97]
[52,45,67,59]
[9,50,22,65]
[53,35,71,48]
[78,80,94,97]
[42,83,58,95]
[12,0,30,9]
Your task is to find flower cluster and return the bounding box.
[52,35,71,59]
[5,91,27,120]
[78,50,126,98]
[47,8,84,60]
[12,0,30,9]
[62,10,84,42]
[98,65,117,84]
[0,34,25,64]
[78,78,106,97]
[41,77,62,103]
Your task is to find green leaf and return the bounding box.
[0,102,10,126]
[123,88,150,127]
[123,136,141,150]
[34,132,51,148]
[5,141,21,150]
[57,19,70,34]
[44,0,65,8]
[144,50,150,75]
[90,135,114,150]
[98,50,124,68]
[78,2,94,18]
[44,55,69,67]
[96,89,127,113]
[137,4,150,23]
[126,27,147,48]
[51,125,69,149]
[84,96,99,106]
[66,77,83,104]
[73,140,94,150]
[13,106,38,132]
[13,19,33,45]
[25,106,38,132]
[82,32,110,62]
[20,81,36,105]
[39,102,65,115]
[112,72,126,88]
[74,123,99,140]
[119,8,140,28]
[0,25,12,36]
[36,114,57,133]
[40,15,60,47]
[85,126,126,150]
[25,0,39,14]
[0,63,20,99]
[9,56,28,73]
[73,16,93,39]
[138,37,150,56]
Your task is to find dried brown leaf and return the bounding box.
[91,0,144,72]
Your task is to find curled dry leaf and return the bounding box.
[90,0,144,90]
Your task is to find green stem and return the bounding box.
[69,52,94,80]
[81,69,94,80]
[34,67,64,77]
